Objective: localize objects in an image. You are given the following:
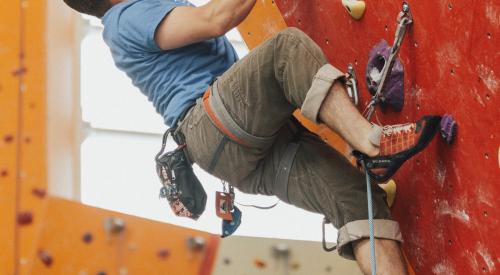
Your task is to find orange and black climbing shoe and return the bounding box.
[353,115,442,182]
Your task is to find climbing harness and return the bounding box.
[363,2,413,121]
[203,85,277,150]
[203,83,306,237]
[155,128,207,220]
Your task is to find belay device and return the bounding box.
[155,128,207,220]
[216,183,242,238]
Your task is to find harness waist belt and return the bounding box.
[202,84,276,149]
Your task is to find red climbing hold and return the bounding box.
[254,259,267,269]
[157,248,171,259]
[32,188,47,198]
[17,211,33,225]
[37,250,53,267]
[3,134,14,143]
[12,66,27,77]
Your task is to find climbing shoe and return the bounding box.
[353,115,442,182]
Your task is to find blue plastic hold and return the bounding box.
[221,206,242,238]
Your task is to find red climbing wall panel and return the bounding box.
[272,0,500,274]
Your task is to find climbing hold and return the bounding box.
[157,248,170,259]
[19,257,28,266]
[96,272,107,275]
[223,258,231,265]
[290,261,301,270]
[31,188,47,198]
[378,180,397,208]
[254,258,267,269]
[3,134,14,143]
[17,211,33,225]
[37,250,53,267]
[82,232,93,244]
[12,66,27,77]
[271,243,290,259]
[186,236,206,252]
[1,169,8,177]
[103,217,125,235]
[440,114,458,144]
[342,0,366,20]
[366,40,405,112]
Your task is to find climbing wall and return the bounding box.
[239,0,500,274]
[0,1,362,275]
[0,0,49,274]
[2,0,499,274]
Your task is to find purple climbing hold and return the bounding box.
[366,40,405,112]
[440,114,457,144]
[82,232,93,244]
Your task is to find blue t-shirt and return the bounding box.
[102,0,238,126]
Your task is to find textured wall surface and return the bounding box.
[266,0,499,274]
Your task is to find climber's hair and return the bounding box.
[62,0,113,18]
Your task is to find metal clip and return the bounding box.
[346,64,359,106]
[322,218,337,252]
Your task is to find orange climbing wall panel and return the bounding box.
[30,198,216,275]
[0,1,21,274]
[19,0,49,274]
[243,0,499,274]
[1,0,51,274]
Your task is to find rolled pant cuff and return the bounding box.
[337,219,403,260]
[301,64,345,123]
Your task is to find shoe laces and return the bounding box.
[381,123,415,136]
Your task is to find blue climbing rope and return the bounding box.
[362,160,377,275]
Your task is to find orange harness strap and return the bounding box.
[202,87,250,147]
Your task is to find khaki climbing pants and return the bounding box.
[177,27,402,259]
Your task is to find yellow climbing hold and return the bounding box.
[342,0,366,20]
[379,180,397,208]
